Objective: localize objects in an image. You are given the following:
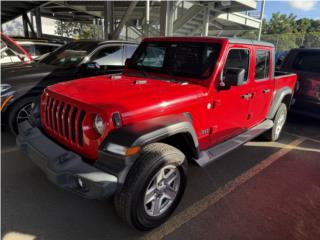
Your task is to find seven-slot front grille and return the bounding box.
[44,95,86,146]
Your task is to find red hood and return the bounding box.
[46,75,208,121]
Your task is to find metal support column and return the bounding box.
[145,0,150,37]
[22,13,36,37]
[160,1,174,36]
[202,6,210,36]
[22,13,29,38]
[35,7,42,38]
[111,1,137,39]
[103,1,111,40]
[258,0,266,41]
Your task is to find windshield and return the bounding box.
[128,41,221,80]
[39,41,98,67]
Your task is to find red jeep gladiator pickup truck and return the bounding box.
[17,37,297,230]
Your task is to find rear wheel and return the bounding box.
[8,96,35,135]
[114,143,187,230]
[263,103,287,141]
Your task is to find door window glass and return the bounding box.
[293,52,320,73]
[34,44,60,56]
[124,44,137,59]
[21,44,35,56]
[90,45,124,67]
[255,50,270,80]
[224,49,250,81]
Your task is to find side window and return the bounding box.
[293,52,320,73]
[224,49,250,81]
[137,45,166,68]
[35,45,60,56]
[90,45,124,67]
[124,44,137,59]
[255,50,270,80]
[21,44,35,56]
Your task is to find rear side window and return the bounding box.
[90,45,124,66]
[224,49,250,81]
[255,50,270,80]
[293,52,320,73]
[21,44,35,56]
[34,44,60,55]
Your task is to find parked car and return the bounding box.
[17,37,296,230]
[14,38,63,59]
[280,48,320,118]
[0,32,32,64]
[1,40,138,134]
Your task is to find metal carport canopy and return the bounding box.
[1,1,46,23]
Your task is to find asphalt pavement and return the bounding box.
[1,113,320,240]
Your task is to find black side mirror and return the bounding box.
[220,68,245,89]
[81,62,101,73]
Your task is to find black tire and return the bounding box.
[263,103,287,141]
[114,143,188,230]
[8,96,35,135]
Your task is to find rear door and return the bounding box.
[249,47,274,126]
[212,46,253,144]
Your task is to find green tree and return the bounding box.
[55,21,80,38]
[55,21,95,39]
[296,18,311,33]
[309,19,320,32]
[268,12,296,34]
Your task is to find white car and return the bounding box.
[16,40,62,59]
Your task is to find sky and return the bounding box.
[263,0,320,20]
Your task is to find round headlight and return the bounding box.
[94,114,104,135]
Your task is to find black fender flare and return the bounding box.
[267,87,293,119]
[95,114,198,186]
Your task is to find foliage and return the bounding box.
[240,13,320,51]
[54,21,96,39]
[267,12,297,34]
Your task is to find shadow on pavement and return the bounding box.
[1,113,319,240]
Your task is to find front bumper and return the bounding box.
[16,121,118,199]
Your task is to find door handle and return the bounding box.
[241,93,253,100]
[262,89,270,94]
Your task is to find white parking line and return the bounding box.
[144,138,305,240]
[2,147,18,154]
[284,131,320,144]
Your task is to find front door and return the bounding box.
[212,46,253,144]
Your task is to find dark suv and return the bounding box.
[280,48,320,118]
[1,40,138,134]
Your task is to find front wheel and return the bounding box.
[8,96,35,135]
[114,143,187,230]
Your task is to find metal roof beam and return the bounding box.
[111,1,138,39]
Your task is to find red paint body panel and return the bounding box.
[40,37,297,161]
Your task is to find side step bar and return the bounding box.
[196,120,274,167]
